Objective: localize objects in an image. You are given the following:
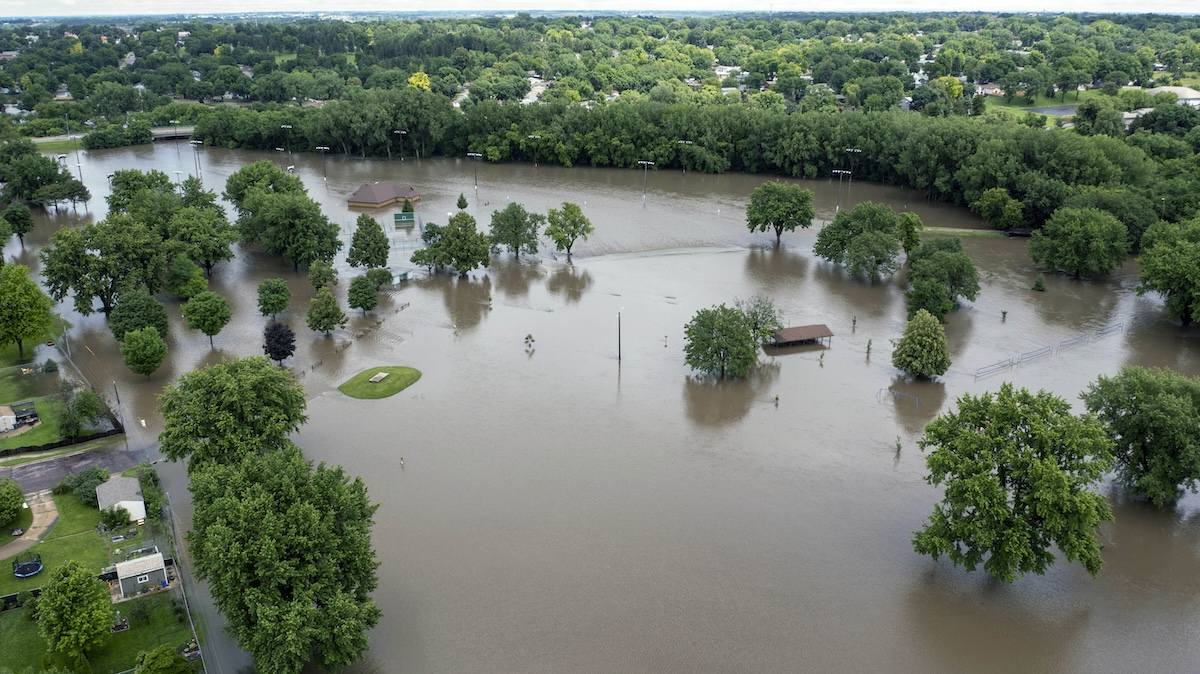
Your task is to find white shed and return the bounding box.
[96,476,147,523]
[0,405,14,432]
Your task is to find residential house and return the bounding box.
[96,476,146,523]
[113,551,167,598]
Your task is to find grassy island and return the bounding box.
[338,366,422,399]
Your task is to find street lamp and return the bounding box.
[845,147,862,184]
[618,309,623,361]
[467,152,482,188]
[832,169,851,212]
[280,124,293,153]
[173,170,183,185]
[189,140,203,184]
[677,140,693,175]
[393,130,407,160]
[638,160,655,200]
[527,134,541,167]
[316,145,330,181]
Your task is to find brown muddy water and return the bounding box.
[5,142,1200,673]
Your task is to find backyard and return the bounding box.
[0,592,195,673]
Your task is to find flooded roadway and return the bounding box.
[5,142,1199,673]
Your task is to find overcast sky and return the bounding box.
[3,0,1197,19]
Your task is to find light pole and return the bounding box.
[316,145,330,181]
[280,124,292,154]
[173,170,183,186]
[638,160,655,200]
[677,140,693,175]
[845,147,861,184]
[618,309,623,361]
[832,169,851,212]
[467,152,482,188]
[393,130,407,160]
[189,140,203,183]
[527,134,541,167]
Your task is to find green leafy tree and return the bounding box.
[410,212,490,276]
[108,289,169,343]
[167,206,238,277]
[0,264,53,357]
[913,383,1114,582]
[134,644,193,674]
[905,277,954,322]
[971,188,1026,231]
[1030,207,1129,278]
[2,202,33,246]
[222,160,305,217]
[39,215,166,317]
[683,304,759,379]
[37,561,112,670]
[366,267,393,290]
[402,197,414,213]
[121,326,168,376]
[348,275,379,315]
[239,190,342,271]
[0,477,22,527]
[182,291,232,347]
[733,295,784,345]
[164,254,208,300]
[307,286,348,335]
[1137,219,1200,325]
[188,446,380,674]
[263,322,296,365]
[814,202,901,277]
[60,388,106,439]
[66,467,109,507]
[347,213,389,269]
[745,181,815,247]
[257,278,291,319]
[545,202,594,259]
[892,309,950,378]
[307,259,338,289]
[898,212,924,257]
[1082,366,1200,507]
[457,192,468,210]
[906,245,980,321]
[489,202,545,258]
[158,356,307,470]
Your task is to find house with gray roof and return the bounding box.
[96,476,146,523]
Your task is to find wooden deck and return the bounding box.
[772,324,833,347]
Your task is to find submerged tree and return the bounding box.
[892,309,950,378]
[306,286,348,335]
[489,202,545,258]
[120,327,168,377]
[545,202,594,259]
[683,304,759,379]
[263,322,297,365]
[744,181,815,248]
[914,383,1114,582]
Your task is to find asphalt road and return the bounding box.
[1,441,153,493]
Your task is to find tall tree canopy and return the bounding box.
[489,202,545,258]
[346,213,389,269]
[1029,207,1129,278]
[37,561,112,670]
[744,181,815,247]
[306,287,348,335]
[109,289,169,343]
[410,212,490,276]
[544,202,593,259]
[0,264,53,358]
[683,303,760,379]
[121,326,168,377]
[39,215,165,317]
[1082,366,1200,507]
[814,201,902,279]
[158,356,308,471]
[189,446,381,674]
[239,190,342,271]
[257,278,292,319]
[1137,219,1200,326]
[167,206,239,277]
[892,309,950,378]
[913,383,1114,582]
[182,291,232,347]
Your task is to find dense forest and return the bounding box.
[2,11,1200,319]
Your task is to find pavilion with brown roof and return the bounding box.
[772,324,833,347]
[347,182,421,209]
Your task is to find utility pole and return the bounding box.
[638,160,655,200]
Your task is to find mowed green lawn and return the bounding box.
[0,493,104,597]
[0,593,194,674]
[338,366,422,399]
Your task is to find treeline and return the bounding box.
[158,357,380,674]
[191,97,1184,229]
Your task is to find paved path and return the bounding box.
[0,490,57,559]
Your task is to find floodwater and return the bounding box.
[6,142,1200,673]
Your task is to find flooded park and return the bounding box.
[5,141,1200,673]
